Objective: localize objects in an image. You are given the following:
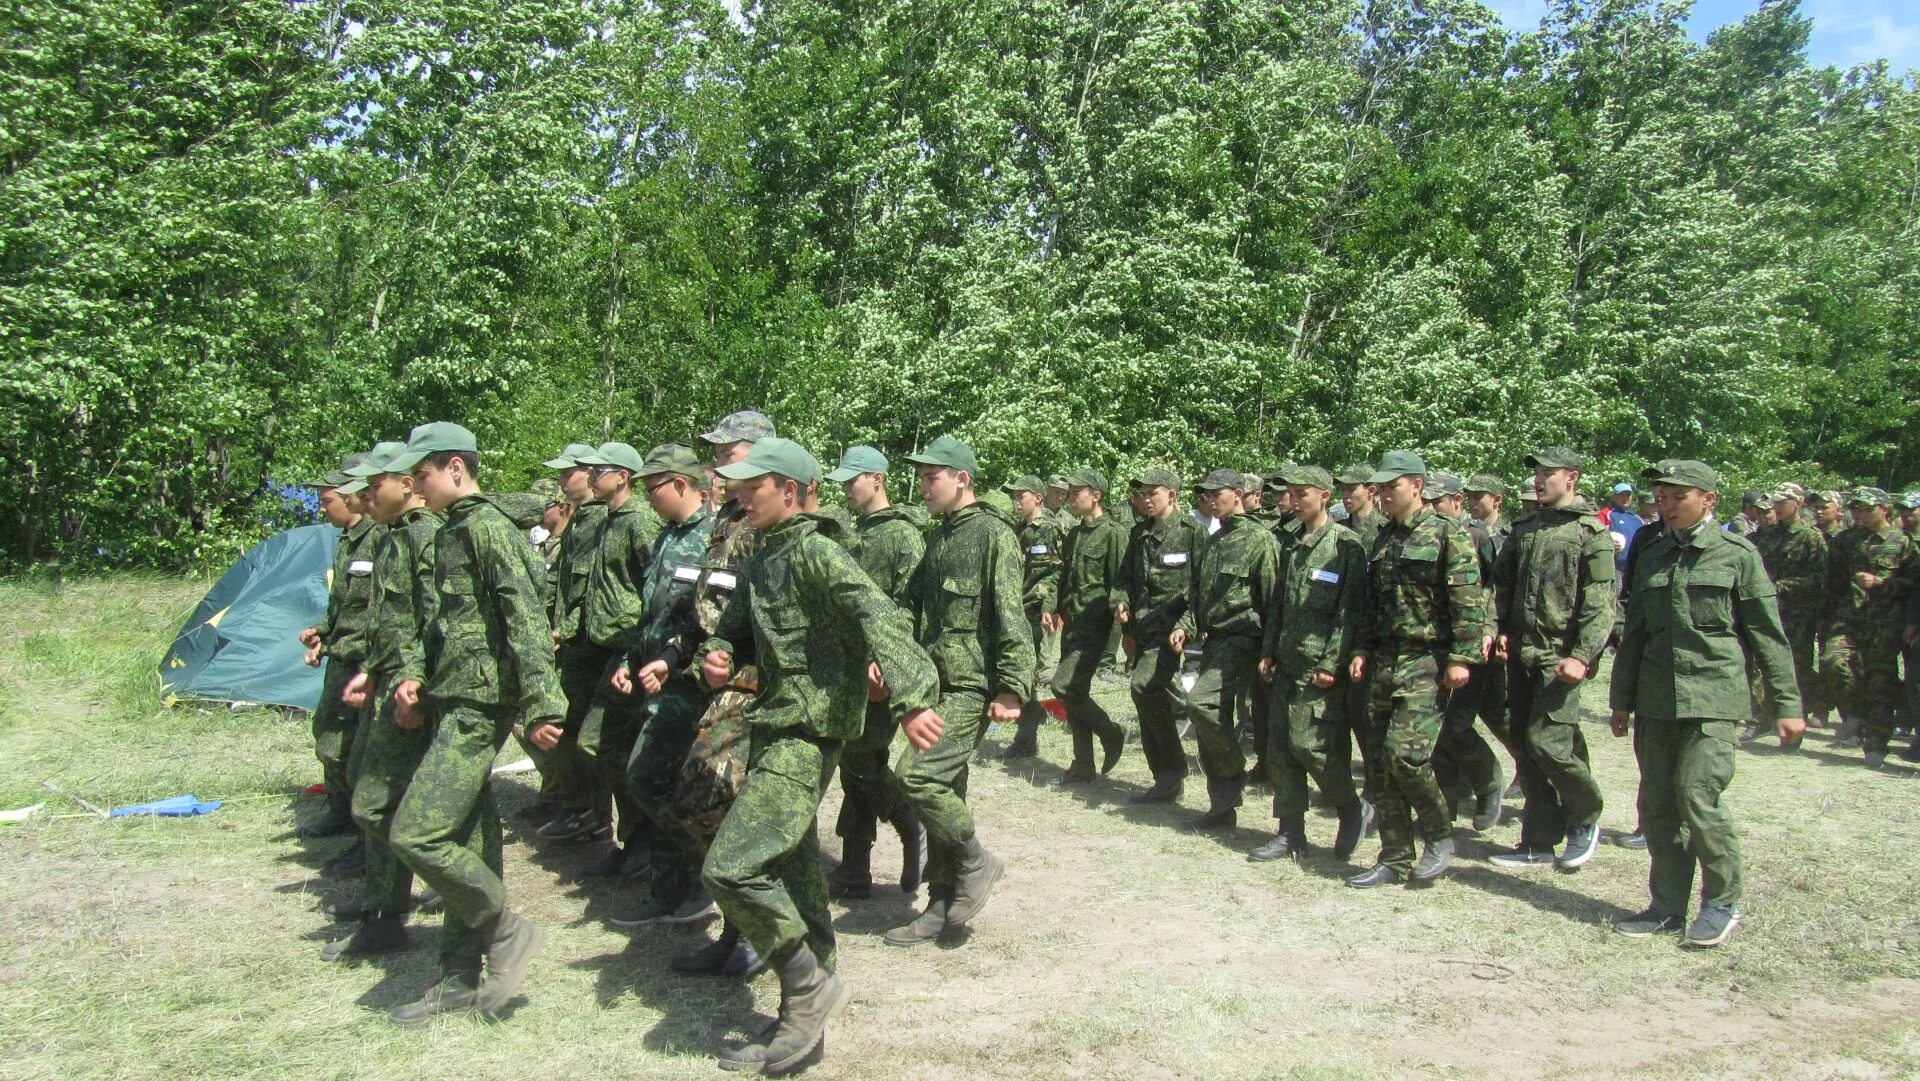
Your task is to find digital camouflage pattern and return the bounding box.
[1116,512,1204,641]
[1822,521,1915,750]
[1051,512,1129,769]
[1753,515,1828,717]
[1263,520,1367,681]
[312,515,381,818]
[368,507,445,682]
[1346,508,1388,552]
[390,702,511,981]
[675,500,758,851]
[548,501,608,640]
[1015,511,1062,615]
[1171,514,1279,796]
[581,498,662,651]
[700,731,842,968]
[855,505,928,604]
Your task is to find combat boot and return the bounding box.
[1410,836,1454,883]
[999,715,1042,759]
[947,836,1003,925]
[388,976,480,1027]
[1333,798,1374,860]
[477,910,544,1012]
[889,805,925,895]
[1129,775,1183,804]
[883,888,951,947]
[826,840,874,900]
[323,838,367,878]
[673,922,739,975]
[1248,815,1308,862]
[1098,725,1126,774]
[321,911,410,961]
[756,944,851,1075]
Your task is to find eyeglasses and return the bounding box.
[591,465,625,476]
[643,477,680,495]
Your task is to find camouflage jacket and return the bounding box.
[582,497,663,651]
[1826,523,1916,630]
[630,505,716,672]
[318,517,380,663]
[1263,519,1368,679]
[1172,513,1278,639]
[690,499,758,684]
[856,505,928,607]
[910,503,1035,700]
[1358,507,1486,667]
[1753,518,1828,620]
[424,493,565,722]
[1346,508,1388,552]
[702,513,938,740]
[549,501,608,641]
[1114,511,1206,640]
[1056,513,1128,625]
[1611,522,1799,722]
[1014,511,1062,614]
[366,506,443,682]
[1494,499,1615,670]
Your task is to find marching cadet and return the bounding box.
[299,451,379,850]
[999,476,1062,758]
[1114,467,1205,802]
[1049,469,1130,783]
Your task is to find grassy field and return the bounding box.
[4,573,1920,1080]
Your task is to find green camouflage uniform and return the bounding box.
[1494,500,1613,850]
[1357,508,1485,874]
[699,514,939,969]
[544,501,610,815]
[1612,522,1799,917]
[837,505,927,858]
[1262,520,1367,819]
[1116,512,1205,784]
[1432,511,1504,811]
[347,505,442,915]
[1015,509,1062,719]
[901,503,1035,891]
[390,494,566,982]
[1339,506,1389,796]
[1050,512,1130,771]
[1171,515,1280,811]
[1753,517,1828,720]
[577,497,662,841]
[675,500,760,853]
[620,504,716,909]
[314,516,380,820]
[1823,521,1916,752]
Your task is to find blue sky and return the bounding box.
[1482,0,1920,73]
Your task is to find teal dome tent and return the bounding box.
[160,525,335,712]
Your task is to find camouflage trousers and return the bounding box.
[1339,671,1372,803]
[896,690,988,891]
[1176,634,1256,802]
[1032,608,1060,687]
[1508,664,1603,846]
[836,699,904,848]
[675,670,755,857]
[313,658,368,820]
[1052,619,1124,771]
[1823,621,1904,751]
[347,672,434,914]
[512,638,608,813]
[701,728,842,970]
[1634,718,1741,914]
[577,650,646,842]
[1364,648,1453,873]
[1129,643,1188,782]
[390,700,510,981]
[1432,662,1503,809]
[1778,609,1824,719]
[626,678,706,908]
[1268,670,1358,820]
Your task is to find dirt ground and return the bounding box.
[4,575,1920,1080]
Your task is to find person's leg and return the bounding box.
[1633,718,1692,918]
[1675,720,1741,911]
[311,660,365,825]
[351,680,434,915]
[1178,636,1253,814]
[830,698,901,892]
[1527,674,1603,829]
[1129,644,1186,783]
[701,732,838,964]
[1382,655,1450,847]
[1507,667,1565,851]
[1051,622,1120,775]
[625,682,705,909]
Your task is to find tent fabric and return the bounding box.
[160,524,337,712]
[110,794,223,818]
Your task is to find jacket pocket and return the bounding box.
[1685,566,1736,631]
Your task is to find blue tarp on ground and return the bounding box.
[159,524,336,713]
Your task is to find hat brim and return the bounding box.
[542,456,577,469]
[336,479,368,495]
[824,466,863,483]
[1367,469,1414,485]
[1648,474,1710,491]
[714,461,771,481]
[386,448,431,474]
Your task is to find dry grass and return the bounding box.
[4,573,1920,1080]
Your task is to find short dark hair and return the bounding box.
[425,450,479,476]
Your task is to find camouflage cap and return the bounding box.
[1002,475,1045,495]
[699,409,775,445]
[715,436,821,485]
[1367,450,1427,485]
[1772,481,1807,502]
[1464,473,1506,496]
[1516,477,1540,501]
[528,477,564,503]
[1743,490,1772,509]
[1336,463,1375,486]
[903,435,979,476]
[1901,491,1920,510]
[1261,468,1290,493]
[1426,471,1465,497]
[1195,467,1246,492]
[826,445,890,483]
[575,441,646,474]
[387,422,479,473]
[1065,467,1110,493]
[1642,459,1719,493]
[1278,464,1334,491]
[1847,486,1892,507]
[1129,466,1181,491]
[1238,471,1264,493]
[542,442,598,470]
[1046,474,1071,492]
[1808,489,1843,506]
[1524,446,1585,471]
[638,442,705,480]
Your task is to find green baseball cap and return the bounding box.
[1524,446,1585,471]
[1464,473,1506,496]
[1335,463,1376,486]
[387,422,479,473]
[1280,464,1335,491]
[903,435,980,476]
[1046,474,1071,492]
[1261,468,1290,493]
[1847,486,1891,507]
[1367,450,1427,485]
[714,436,822,484]
[575,441,646,474]
[1426,472,1464,498]
[1195,467,1246,491]
[345,441,410,479]
[1129,466,1181,490]
[1002,475,1044,495]
[1065,467,1109,492]
[1643,459,1720,493]
[309,450,374,490]
[826,445,890,483]
[543,442,598,470]
[638,442,705,480]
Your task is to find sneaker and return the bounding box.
[1683,906,1741,949]
[1613,908,1684,937]
[609,893,717,929]
[1557,823,1600,870]
[1488,844,1555,868]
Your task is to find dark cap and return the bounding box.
[1065,467,1109,493]
[1524,446,1585,471]
[714,436,821,485]
[1464,473,1506,496]
[1367,450,1427,485]
[1279,464,1334,491]
[1743,490,1772,509]
[543,442,598,470]
[699,410,776,445]
[903,435,980,476]
[1643,459,1720,493]
[638,442,705,480]
[1129,466,1181,491]
[1195,467,1246,492]
[1261,468,1290,493]
[826,445,890,483]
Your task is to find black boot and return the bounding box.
[1410,836,1454,883]
[299,812,356,840]
[1247,815,1308,862]
[322,911,411,961]
[1333,798,1374,861]
[1098,724,1126,775]
[672,922,740,976]
[827,839,874,900]
[1192,773,1244,829]
[947,836,1003,926]
[1129,774,1183,804]
[323,838,367,878]
[1000,711,1042,759]
[718,944,850,1075]
[889,805,925,895]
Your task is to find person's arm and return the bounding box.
[1493,525,1519,641]
[985,526,1037,703]
[1032,520,1062,615]
[1733,546,1803,731]
[1260,551,1287,664]
[1443,524,1485,668]
[1569,522,1617,670]
[396,525,438,687]
[478,516,566,725]
[1317,536,1367,679]
[813,537,939,719]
